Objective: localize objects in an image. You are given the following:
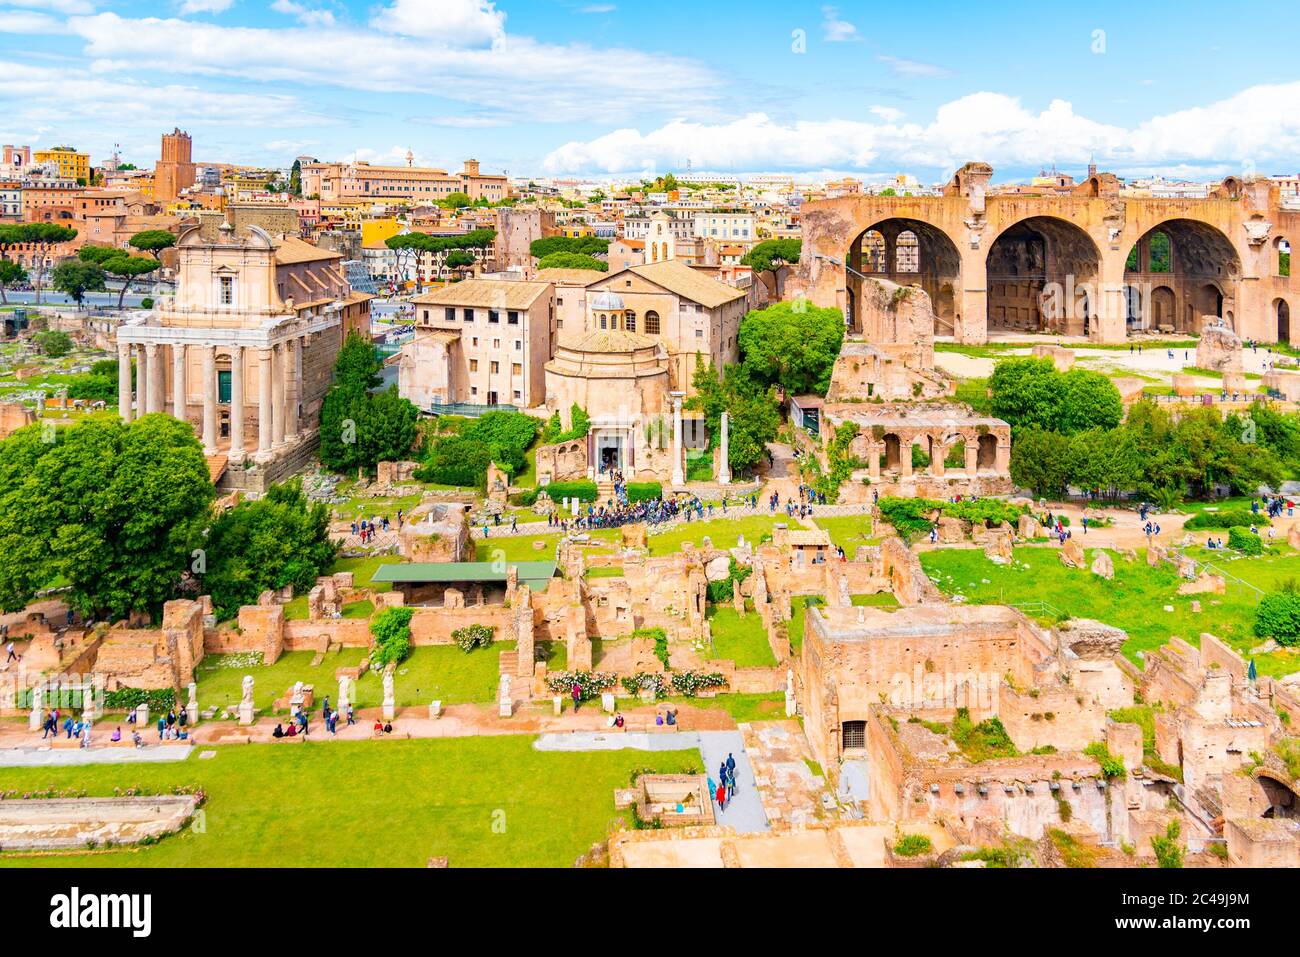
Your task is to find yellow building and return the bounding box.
[360,217,405,249]
[35,147,91,184]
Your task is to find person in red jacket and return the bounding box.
[716,781,727,810]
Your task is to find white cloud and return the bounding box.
[878,55,952,78]
[0,0,95,13]
[578,3,616,12]
[821,6,859,42]
[369,0,504,45]
[63,12,717,124]
[542,82,1300,177]
[869,105,904,123]
[0,11,65,33]
[269,0,334,27]
[0,58,321,145]
[410,114,510,128]
[177,0,235,13]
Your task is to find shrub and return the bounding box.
[625,482,663,504]
[669,671,726,697]
[451,623,494,653]
[140,297,154,309]
[1254,590,1300,646]
[621,672,666,697]
[893,834,934,858]
[519,480,597,507]
[705,557,751,604]
[1228,526,1264,555]
[1185,509,1267,530]
[546,670,617,699]
[103,688,176,712]
[65,373,117,402]
[1084,741,1126,779]
[369,607,414,668]
[415,436,494,488]
[1151,820,1184,869]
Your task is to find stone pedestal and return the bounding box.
[552,695,563,716]
[601,691,616,714]
[186,682,199,725]
[670,391,685,486]
[428,700,442,719]
[717,411,732,484]
[382,667,396,722]
[136,703,150,727]
[28,687,43,731]
[497,674,512,718]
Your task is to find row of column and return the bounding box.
[118,337,306,457]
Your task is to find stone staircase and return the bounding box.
[596,478,617,502]
[498,650,519,676]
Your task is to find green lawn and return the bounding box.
[0,736,701,867]
[350,643,510,708]
[330,554,408,593]
[814,515,879,552]
[661,692,786,724]
[920,545,1300,678]
[852,592,901,608]
[585,566,625,579]
[647,515,778,557]
[787,596,823,657]
[706,603,778,667]
[195,643,513,714]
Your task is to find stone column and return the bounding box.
[201,344,217,453]
[257,348,273,455]
[270,343,286,448]
[285,336,303,442]
[228,345,245,460]
[171,343,186,420]
[930,435,945,477]
[670,391,685,487]
[134,344,149,416]
[900,439,913,478]
[118,343,133,423]
[717,410,732,484]
[149,344,165,414]
[964,438,979,475]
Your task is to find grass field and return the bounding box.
[195,643,513,714]
[920,544,1300,677]
[706,603,777,667]
[0,736,701,867]
[813,514,879,552]
[647,515,778,557]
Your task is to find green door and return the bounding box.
[218,370,232,404]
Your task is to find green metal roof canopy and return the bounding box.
[370,561,557,591]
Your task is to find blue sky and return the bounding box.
[2,0,1297,183]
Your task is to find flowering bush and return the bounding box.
[670,671,727,697]
[621,672,666,698]
[452,623,495,653]
[546,670,616,700]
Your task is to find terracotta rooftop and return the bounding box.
[620,259,747,308]
[412,279,550,310]
[273,236,342,266]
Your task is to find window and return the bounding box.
[507,310,519,325]
[513,390,522,401]
[219,276,234,306]
[471,386,478,396]
[842,720,866,750]
[695,329,703,338]
[626,312,636,332]
[472,337,479,347]
[514,340,522,351]
[444,307,454,322]
[490,361,500,373]
[488,310,499,323]
[469,359,479,372]
[599,314,607,329]
[645,310,660,335]
[493,339,500,349]
[463,308,474,322]
[512,363,521,376]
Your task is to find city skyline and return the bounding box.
[1,0,1298,182]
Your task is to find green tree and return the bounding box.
[128,229,177,259]
[1009,426,1072,499]
[687,359,779,474]
[0,258,26,304]
[78,246,161,307]
[17,223,78,303]
[0,415,214,619]
[288,159,302,196]
[50,259,106,305]
[537,251,607,272]
[529,235,608,260]
[441,191,472,208]
[319,332,418,474]
[33,329,73,358]
[203,478,337,620]
[1066,427,1141,500]
[740,238,801,278]
[737,300,845,396]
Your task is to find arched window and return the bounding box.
[625,311,636,332]
[895,230,919,273]
[599,313,607,329]
[1278,238,1291,278]
[645,310,660,335]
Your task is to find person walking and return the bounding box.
[4,641,15,663]
[571,682,582,713]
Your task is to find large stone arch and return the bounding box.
[847,217,962,335]
[1123,219,1241,334]
[1276,297,1292,345]
[984,216,1102,336]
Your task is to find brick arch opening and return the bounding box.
[1124,219,1240,333]
[1277,298,1291,345]
[985,216,1101,336]
[847,218,961,334]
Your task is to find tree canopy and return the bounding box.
[318,332,419,475]
[50,259,106,304]
[0,415,214,619]
[537,251,607,272]
[529,235,608,260]
[687,360,780,474]
[203,478,337,621]
[741,238,801,275]
[78,245,161,306]
[128,229,177,258]
[736,300,845,396]
[989,358,1122,434]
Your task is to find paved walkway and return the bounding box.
[0,744,194,767]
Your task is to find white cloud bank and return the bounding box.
[542,84,1300,176]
